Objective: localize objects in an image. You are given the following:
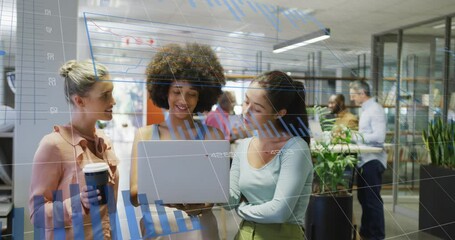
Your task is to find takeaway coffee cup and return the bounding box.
[83,162,109,205]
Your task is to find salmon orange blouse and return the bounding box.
[29,125,119,239]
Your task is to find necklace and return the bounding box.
[254,136,290,155]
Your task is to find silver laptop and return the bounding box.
[136,140,230,204]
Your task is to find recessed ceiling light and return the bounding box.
[228,31,265,38]
[344,50,370,55]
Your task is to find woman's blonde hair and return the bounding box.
[59,60,109,104]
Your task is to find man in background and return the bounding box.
[205,91,241,142]
[349,81,387,240]
[328,93,358,131]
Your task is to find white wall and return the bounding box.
[14,0,77,238]
[0,40,4,106]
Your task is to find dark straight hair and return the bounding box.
[253,71,310,145]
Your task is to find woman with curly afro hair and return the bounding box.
[130,43,226,239]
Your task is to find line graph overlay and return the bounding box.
[83,12,331,81]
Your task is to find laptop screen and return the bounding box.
[136,140,230,204]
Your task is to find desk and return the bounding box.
[233,140,384,154]
[311,143,384,154]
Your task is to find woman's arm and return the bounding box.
[237,139,313,223]
[28,135,71,229]
[130,127,151,207]
[224,139,243,210]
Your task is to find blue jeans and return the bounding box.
[357,160,385,240]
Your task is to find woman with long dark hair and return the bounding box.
[227,71,313,240]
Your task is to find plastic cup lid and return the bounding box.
[83,162,109,173]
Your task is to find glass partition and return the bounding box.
[449,18,455,122]
[373,15,454,217]
[376,34,398,191]
[392,20,445,215]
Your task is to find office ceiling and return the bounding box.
[1,0,455,74]
[77,0,455,75]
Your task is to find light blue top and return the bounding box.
[227,137,313,225]
[357,97,387,168]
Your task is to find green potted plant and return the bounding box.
[307,105,336,131]
[419,118,455,239]
[313,125,359,194]
[305,122,361,240]
[422,118,455,168]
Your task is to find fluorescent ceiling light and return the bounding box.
[273,28,330,54]
[433,24,445,29]
[280,8,315,16]
[432,24,455,29]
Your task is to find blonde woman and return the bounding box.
[29,60,119,239]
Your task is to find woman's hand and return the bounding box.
[165,203,213,216]
[240,194,248,203]
[80,185,101,210]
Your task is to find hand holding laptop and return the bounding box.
[166,203,214,216]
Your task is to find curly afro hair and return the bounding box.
[146,43,226,113]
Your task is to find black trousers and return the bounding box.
[356,160,386,240]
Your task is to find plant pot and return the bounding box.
[419,164,455,239]
[305,194,353,240]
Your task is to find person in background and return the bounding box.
[349,80,387,240]
[130,43,225,240]
[29,60,119,239]
[327,93,358,131]
[448,92,455,122]
[226,71,313,240]
[206,91,246,143]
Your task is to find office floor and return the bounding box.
[113,140,442,240]
[214,196,441,240]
